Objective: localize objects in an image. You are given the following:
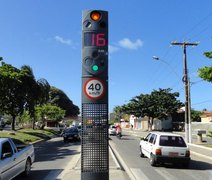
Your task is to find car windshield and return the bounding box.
[65,128,78,133]
[159,135,186,147]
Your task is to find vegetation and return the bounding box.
[35,104,65,129]
[0,128,58,144]
[198,51,212,82]
[191,109,202,122]
[207,131,212,138]
[0,59,79,130]
[113,88,183,130]
[49,87,79,117]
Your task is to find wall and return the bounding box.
[191,122,212,134]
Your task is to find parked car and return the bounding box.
[0,121,6,129]
[0,138,35,180]
[62,127,81,142]
[139,132,190,167]
[108,125,116,136]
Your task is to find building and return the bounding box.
[201,110,212,123]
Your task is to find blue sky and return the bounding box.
[1,1,212,113]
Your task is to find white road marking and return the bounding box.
[154,168,178,180]
[130,168,149,180]
[182,170,206,180]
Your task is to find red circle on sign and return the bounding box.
[84,78,105,100]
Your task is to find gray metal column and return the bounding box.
[81,10,109,180]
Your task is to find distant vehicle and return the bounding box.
[108,125,116,136]
[0,138,35,180]
[0,121,6,129]
[139,132,190,167]
[62,127,81,142]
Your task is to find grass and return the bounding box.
[206,144,212,148]
[0,128,59,145]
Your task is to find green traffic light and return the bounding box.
[92,65,99,71]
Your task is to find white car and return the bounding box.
[0,138,35,180]
[139,132,190,167]
[108,125,116,135]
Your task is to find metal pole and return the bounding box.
[171,41,198,143]
[188,79,192,143]
[183,44,189,143]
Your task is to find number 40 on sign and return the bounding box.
[84,78,105,100]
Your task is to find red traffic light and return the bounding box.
[90,11,101,21]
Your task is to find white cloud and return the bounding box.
[118,38,143,50]
[109,45,119,53]
[54,36,72,45]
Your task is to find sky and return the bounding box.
[0,1,212,113]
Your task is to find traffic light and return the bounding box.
[81,10,109,180]
[82,10,108,77]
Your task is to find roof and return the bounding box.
[149,131,182,137]
[200,111,212,118]
[0,138,9,143]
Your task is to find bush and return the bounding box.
[207,131,212,138]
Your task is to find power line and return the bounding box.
[180,12,212,40]
[192,100,212,106]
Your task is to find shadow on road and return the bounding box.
[14,169,64,180]
[33,139,80,162]
[160,159,212,170]
[188,159,212,170]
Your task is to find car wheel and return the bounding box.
[22,158,31,177]
[140,146,144,157]
[150,154,156,166]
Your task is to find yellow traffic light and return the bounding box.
[90,11,101,21]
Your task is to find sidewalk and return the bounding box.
[61,145,130,180]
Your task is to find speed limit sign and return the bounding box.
[84,78,105,100]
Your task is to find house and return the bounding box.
[129,115,144,129]
[200,110,212,123]
[129,114,173,131]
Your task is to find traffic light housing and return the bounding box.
[82,10,108,77]
[81,10,109,180]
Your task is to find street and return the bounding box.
[13,132,212,180]
[110,132,212,180]
[14,137,81,180]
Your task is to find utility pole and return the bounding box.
[171,41,198,143]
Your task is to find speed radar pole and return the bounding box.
[171,41,198,143]
[81,10,109,180]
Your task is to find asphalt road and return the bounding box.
[14,137,81,180]
[110,133,212,180]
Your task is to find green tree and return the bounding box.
[20,65,41,129]
[0,63,27,130]
[198,51,212,82]
[113,106,124,122]
[35,104,65,129]
[49,87,79,117]
[37,78,50,105]
[123,88,183,130]
[191,109,202,122]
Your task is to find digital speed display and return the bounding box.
[84,32,107,47]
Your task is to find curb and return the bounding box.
[188,143,212,160]
[109,144,121,169]
[109,141,135,180]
